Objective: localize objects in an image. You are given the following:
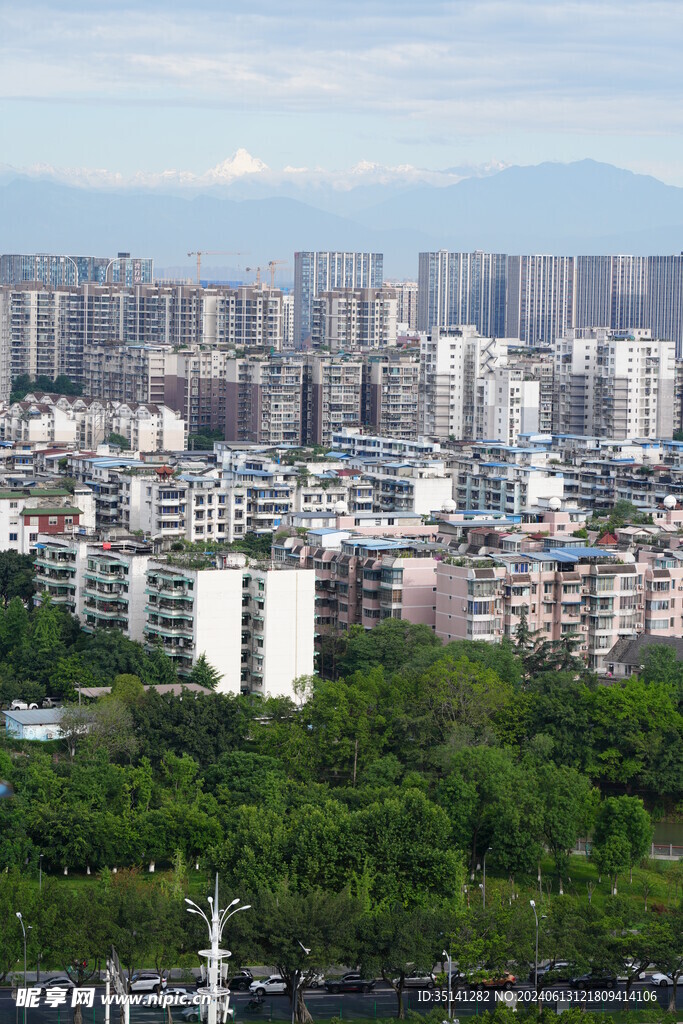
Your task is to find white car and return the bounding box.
[249,976,287,996]
[650,972,673,987]
[129,972,167,993]
[41,976,76,994]
[396,973,436,989]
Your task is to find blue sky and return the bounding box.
[2,0,683,186]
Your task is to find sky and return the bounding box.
[2,0,683,187]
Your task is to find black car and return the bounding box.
[570,973,617,990]
[529,962,572,984]
[324,973,375,993]
[227,971,253,992]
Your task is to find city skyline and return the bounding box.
[2,2,683,185]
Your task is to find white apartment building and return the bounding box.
[0,394,185,451]
[33,540,315,697]
[386,280,418,332]
[311,288,398,351]
[81,544,151,641]
[419,326,508,440]
[554,328,676,439]
[0,487,95,554]
[450,449,565,513]
[474,366,540,446]
[144,555,314,696]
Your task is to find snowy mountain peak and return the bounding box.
[206,149,269,181]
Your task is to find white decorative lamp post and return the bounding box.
[185,875,250,1024]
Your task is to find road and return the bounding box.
[0,980,680,1024]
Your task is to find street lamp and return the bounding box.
[15,913,27,987]
[482,847,492,909]
[442,950,452,1021]
[292,941,310,1024]
[529,901,546,996]
[530,901,539,992]
[185,876,250,1024]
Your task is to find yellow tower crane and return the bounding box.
[187,250,248,286]
[267,259,288,289]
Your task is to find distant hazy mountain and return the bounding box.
[1,159,683,278]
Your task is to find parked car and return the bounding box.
[397,972,436,989]
[649,973,673,987]
[570,973,617,990]
[324,973,376,993]
[249,976,287,996]
[10,700,38,710]
[129,972,167,994]
[41,976,76,994]
[305,974,325,989]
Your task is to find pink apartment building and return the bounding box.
[436,548,683,672]
[276,535,438,631]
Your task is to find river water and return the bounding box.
[653,821,683,845]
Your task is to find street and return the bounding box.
[1,980,681,1024]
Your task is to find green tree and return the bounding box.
[592,796,653,884]
[537,764,597,880]
[107,432,131,450]
[188,653,222,690]
[358,903,447,1018]
[250,884,360,1023]
[0,551,35,606]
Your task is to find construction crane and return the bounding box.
[267,259,288,289]
[187,250,248,286]
[245,266,263,287]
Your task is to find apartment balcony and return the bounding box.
[35,566,76,584]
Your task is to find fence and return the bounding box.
[574,840,683,861]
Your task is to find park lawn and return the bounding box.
[467,853,676,917]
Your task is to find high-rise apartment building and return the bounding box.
[387,280,419,331]
[362,353,420,439]
[417,250,508,337]
[507,255,575,345]
[554,328,676,439]
[419,326,508,440]
[304,354,365,445]
[473,366,540,446]
[225,356,304,445]
[0,252,153,288]
[310,287,397,350]
[294,252,383,346]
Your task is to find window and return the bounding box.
[9,533,17,541]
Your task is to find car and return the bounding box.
[164,988,194,1001]
[182,1006,234,1022]
[129,972,167,994]
[471,972,517,990]
[397,972,436,989]
[649,972,674,987]
[41,976,76,994]
[249,976,287,996]
[227,970,254,992]
[10,700,35,711]
[570,973,617,990]
[529,962,572,984]
[324,973,376,994]
[305,974,325,989]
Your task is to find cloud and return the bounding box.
[1,0,683,140]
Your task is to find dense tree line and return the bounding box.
[1,609,682,1018]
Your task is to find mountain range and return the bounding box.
[1,158,683,279]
